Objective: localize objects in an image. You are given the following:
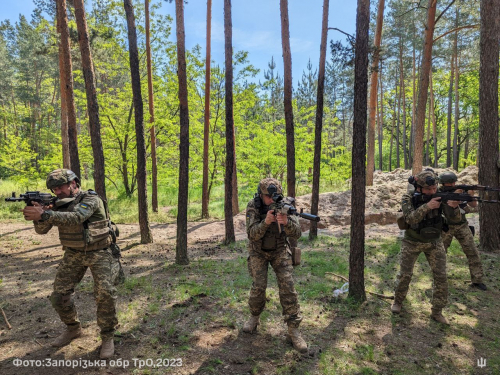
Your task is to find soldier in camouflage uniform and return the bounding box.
[392,170,461,325]
[243,178,307,353]
[22,169,122,359]
[438,171,486,290]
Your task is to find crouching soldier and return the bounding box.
[243,178,307,353]
[22,169,123,359]
[392,170,461,325]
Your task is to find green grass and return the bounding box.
[0,177,349,224]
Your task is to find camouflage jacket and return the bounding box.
[246,198,301,251]
[34,190,107,234]
[402,193,460,243]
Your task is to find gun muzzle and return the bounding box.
[299,212,320,222]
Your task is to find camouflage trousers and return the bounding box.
[50,248,119,340]
[442,223,483,284]
[247,247,302,327]
[394,238,448,310]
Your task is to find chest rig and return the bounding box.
[409,196,443,240]
[55,191,112,251]
[255,196,287,251]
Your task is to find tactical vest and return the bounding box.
[405,197,443,242]
[259,211,287,251]
[56,191,112,251]
[438,188,468,225]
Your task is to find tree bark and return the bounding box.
[396,57,401,169]
[310,0,329,239]
[426,95,431,166]
[412,0,438,175]
[57,39,70,169]
[175,0,190,263]
[430,70,438,167]
[280,0,295,198]
[366,0,385,185]
[446,53,454,168]
[349,0,369,303]
[223,0,235,244]
[202,0,212,219]
[145,0,158,213]
[58,0,80,177]
[478,0,500,252]
[124,0,153,244]
[74,0,106,199]
[378,60,384,171]
[453,28,460,171]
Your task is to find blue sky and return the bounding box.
[3,0,357,86]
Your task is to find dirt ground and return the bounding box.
[1,166,497,375]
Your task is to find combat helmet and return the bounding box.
[46,169,80,190]
[258,178,282,196]
[414,170,437,188]
[439,171,458,184]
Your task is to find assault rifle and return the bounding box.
[440,184,500,193]
[412,191,500,205]
[5,191,56,207]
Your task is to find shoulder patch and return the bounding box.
[80,203,90,209]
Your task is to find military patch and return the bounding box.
[80,203,89,209]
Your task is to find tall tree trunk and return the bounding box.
[430,70,438,167]
[280,0,295,198]
[463,135,469,168]
[202,0,212,219]
[453,31,460,171]
[232,129,239,216]
[378,59,384,170]
[175,0,190,263]
[478,0,500,252]
[124,0,153,244]
[426,95,431,166]
[401,67,407,169]
[145,0,158,213]
[59,0,80,179]
[396,57,401,169]
[74,0,106,199]
[309,0,329,240]
[223,0,235,244]
[389,99,395,171]
[412,0,438,175]
[349,0,369,303]
[446,53,454,168]
[58,40,70,169]
[366,0,385,185]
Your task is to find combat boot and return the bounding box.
[51,325,82,347]
[243,315,260,333]
[288,326,308,353]
[431,309,449,325]
[472,282,487,291]
[391,303,402,314]
[100,338,115,359]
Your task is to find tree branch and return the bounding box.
[435,0,456,25]
[433,24,479,43]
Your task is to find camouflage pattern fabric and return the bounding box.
[50,248,118,339]
[442,222,484,284]
[394,238,448,310]
[246,198,302,327]
[34,189,119,339]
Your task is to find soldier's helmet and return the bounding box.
[258,178,283,196]
[415,170,437,188]
[439,171,458,184]
[46,169,80,190]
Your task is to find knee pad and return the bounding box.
[50,292,74,308]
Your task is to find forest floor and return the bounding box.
[0,213,499,375]
[1,165,498,374]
